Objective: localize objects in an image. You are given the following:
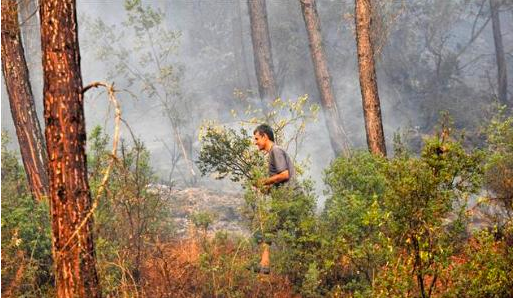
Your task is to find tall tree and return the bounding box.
[300,0,349,156]
[490,0,508,105]
[1,0,49,201]
[39,0,101,296]
[247,0,278,102]
[355,0,387,156]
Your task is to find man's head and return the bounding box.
[253,124,274,151]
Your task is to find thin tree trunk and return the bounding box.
[19,0,44,112]
[231,3,243,88]
[490,0,508,105]
[233,0,251,89]
[238,0,253,91]
[39,0,101,297]
[355,0,387,156]
[247,0,277,102]
[18,0,41,69]
[300,0,349,156]
[1,0,49,202]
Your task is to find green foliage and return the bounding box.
[439,107,513,298]
[88,0,182,98]
[483,106,513,217]
[197,233,252,297]
[192,232,297,298]
[192,211,216,233]
[301,262,322,298]
[238,178,322,297]
[198,95,319,183]
[85,0,195,185]
[385,132,482,238]
[4,105,512,298]
[448,227,513,298]
[320,125,484,297]
[265,184,320,289]
[88,126,174,296]
[321,151,391,293]
[377,133,482,297]
[197,126,264,182]
[231,95,319,157]
[1,131,53,297]
[198,96,323,296]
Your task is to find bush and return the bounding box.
[88,126,175,296]
[197,126,264,182]
[320,125,483,297]
[321,151,390,295]
[449,225,513,298]
[1,131,53,297]
[483,107,513,222]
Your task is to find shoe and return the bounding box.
[259,266,270,275]
[246,263,270,274]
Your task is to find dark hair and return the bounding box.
[253,124,274,142]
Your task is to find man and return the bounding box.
[254,124,296,187]
[253,124,296,274]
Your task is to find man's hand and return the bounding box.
[263,170,290,186]
[252,170,289,193]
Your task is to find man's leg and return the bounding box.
[259,242,270,274]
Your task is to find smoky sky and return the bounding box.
[2,0,512,206]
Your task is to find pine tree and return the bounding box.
[1,0,49,201]
[40,0,101,296]
[355,0,387,156]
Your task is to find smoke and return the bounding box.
[2,0,512,207]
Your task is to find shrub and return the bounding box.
[88,126,174,296]
[321,151,390,295]
[448,226,513,298]
[1,131,53,297]
[321,125,483,297]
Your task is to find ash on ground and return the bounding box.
[149,184,250,237]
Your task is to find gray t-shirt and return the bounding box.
[268,144,295,186]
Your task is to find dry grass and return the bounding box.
[139,235,297,298]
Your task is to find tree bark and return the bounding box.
[490,0,508,105]
[300,0,349,156]
[39,0,101,297]
[247,0,278,102]
[1,0,49,202]
[355,0,387,156]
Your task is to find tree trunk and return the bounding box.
[18,0,41,70]
[19,0,44,111]
[490,0,508,105]
[355,0,387,156]
[1,0,49,202]
[247,0,278,102]
[39,0,101,297]
[300,0,349,156]
[232,0,251,89]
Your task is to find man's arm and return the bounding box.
[264,170,290,186]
